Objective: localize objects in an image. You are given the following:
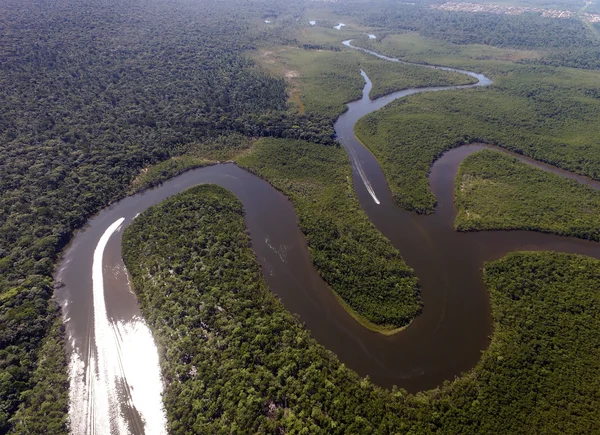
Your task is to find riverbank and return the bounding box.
[455,149,600,240]
[123,183,600,433]
[353,48,600,214]
[237,138,420,330]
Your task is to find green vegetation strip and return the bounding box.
[123,185,600,433]
[456,150,600,240]
[237,138,420,329]
[256,45,474,120]
[355,63,600,214]
[129,135,253,194]
[129,157,213,194]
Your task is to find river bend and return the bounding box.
[54,41,600,434]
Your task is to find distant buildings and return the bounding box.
[583,12,600,23]
[432,2,600,23]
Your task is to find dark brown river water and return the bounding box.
[54,41,600,434]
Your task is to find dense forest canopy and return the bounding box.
[123,186,600,433]
[2,0,600,432]
[0,0,326,430]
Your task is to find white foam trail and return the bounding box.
[68,218,167,434]
[347,145,381,205]
[264,236,288,263]
[112,318,167,435]
[338,41,489,206]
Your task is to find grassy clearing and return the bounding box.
[253,46,365,118]
[253,41,476,119]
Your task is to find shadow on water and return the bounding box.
[55,39,600,434]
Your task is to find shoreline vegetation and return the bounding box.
[455,149,600,240]
[354,59,600,214]
[330,290,412,335]
[123,185,600,433]
[237,138,421,330]
[128,135,254,194]
[252,40,476,120]
[3,0,600,431]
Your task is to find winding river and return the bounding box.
[54,40,600,434]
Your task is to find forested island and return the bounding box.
[1,0,600,433]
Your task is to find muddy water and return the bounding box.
[55,42,600,434]
[334,41,600,391]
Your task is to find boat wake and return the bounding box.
[68,218,167,435]
[347,143,381,205]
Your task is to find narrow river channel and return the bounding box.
[54,40,600,434]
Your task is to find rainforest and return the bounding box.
[1,0,600,433]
